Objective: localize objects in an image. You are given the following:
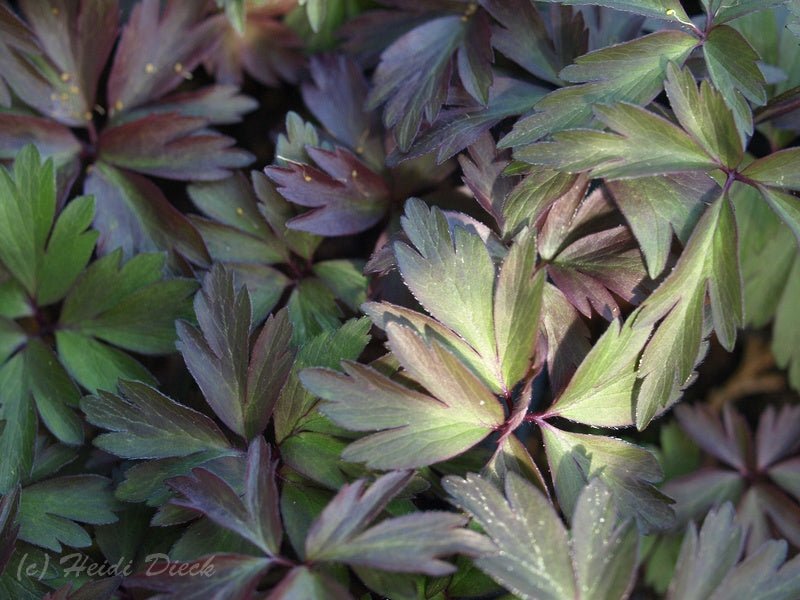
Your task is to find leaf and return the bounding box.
[177,266,295,439]
[127,554,273,600]
[443,471,574,600]
[0,355,36,494]
[535,0,690,21]
[81,380,231,459]
[274,318,370,440]
[607,173,711,278]
[396,78,548,165]
[305,470,490,575]
[500,31,697,147]
[266,146,390,236]
[705,0,792,24]
[55,330,154,394]
[266,566,351,600]
[632,192,742,429]
[300,323,504,470]
[107,0,226,114]
[571,480,639,600]
[493,230,545,386]
[98,114,254,181]
[168,438,282,556]
[742,149,800,192]
[394,198,497,372]
[667,503,800,600]
[59,249,196,354]
[664,62,743,169]
[444,474,638,600]
[704,25,767,110]
[18,475,118,552]
[517,102,716,178]
[541,424,674,532]
[479,0,584,85]
[84,162,210,265]
[367,10,493,151]
[547,318,650,427]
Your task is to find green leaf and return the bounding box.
[664,63,743,168]
[395,198,497,364]
[81,380,231,459]
[493,230,544,387]
[267,567,350,599]
[541,424,674,532]
[0,354,35,494]
[312,259,368,312]
[59,250,196,355]
[23,340,82,446]
[274,318,371,442]
[546,318,650,427]
[517,102,716,178]
[632,191,742,429]
[500,31,697,146]
[704,0,792,24]
[742,148,800,192]
[305,470,490,575]
[571,480,639,600]
[0,145,55,296]
[55,330,154,394]
[607,173,711,278]
[444,472,574,600]
[287,278,342,345]
[18,475,118,552]
[300,323,504,470]
[535,0,690,21]
[444,474,639,600]
[703,24,766,136]
[177,266,295,439]
[36,195,97,306]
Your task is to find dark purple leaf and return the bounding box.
[392,77,547,166]
[207,3,304,87]
[756,403,800,470]
[0,486,19,575]
[177,266,295,439]
[42,577,121,600]
[107,0,226,114]
[84,162,210,265]
[302,54,384,169]
[98,114,253,181]
[674,404,752,472]
[118,85,257,125]
[126,553,273,599]
[266,147,390,236]
[19,0,118,112]
[480,0,587,85]
[367,9,493,151]
[168,438,282,555]
[305,470,490,575]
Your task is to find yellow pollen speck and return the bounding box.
[114,100,124,111]
[86,164,94,174]
[355,146,364,154]
[60,92,69,101]
[174,62,183,72]
[60,72,70,82]
[51,7,59,15]
[235,207,244,216]
[303,175,312,182]
[145,63,156,74]
[50,93,58,101]
[69,85,79,94]
[351,170,357,178]
[84,111,92,121]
